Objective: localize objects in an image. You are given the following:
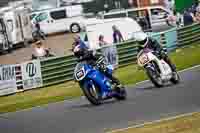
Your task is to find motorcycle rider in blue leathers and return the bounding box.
[72,35,122,87]
[134,32,176,72]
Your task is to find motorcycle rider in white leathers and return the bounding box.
[134,32,176,72]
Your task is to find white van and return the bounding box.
[80,17,142,50]
[0,5,33,52]
[98,6,172,31]
[31,5,85,34]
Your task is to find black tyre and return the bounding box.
[170,72,180,84]
[70,23,81,33]
[146,67,163,88]
[82,81,102,105]
[114,86,127,101]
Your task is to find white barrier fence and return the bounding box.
[21,60,43,90]
[0,60,43,96]
[0,80,17,96]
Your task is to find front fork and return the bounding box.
[80,79,113,99]
[145,63,159,76]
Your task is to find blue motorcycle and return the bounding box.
[74,57,127,105]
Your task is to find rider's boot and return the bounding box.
[110,76,123,89]
[163,56,176,72]
[104,71,123,89]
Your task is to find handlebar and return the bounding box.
[96,56,104,64]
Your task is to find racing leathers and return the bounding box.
[73,42,121,86]
[138,37,176,72]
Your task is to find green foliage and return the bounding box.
[175,0,197,13]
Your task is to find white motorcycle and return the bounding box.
[137,47,180,87]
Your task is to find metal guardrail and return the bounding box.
[41,55,77,86]
[40,24,200,87]
[117,40,138,67]
[177,23,200,47]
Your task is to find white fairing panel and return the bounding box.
[137,51,172,79]
[137,52,156,67]
[158,60,172,79]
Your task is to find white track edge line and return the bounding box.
[108,111,200,133]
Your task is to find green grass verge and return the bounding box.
[0,44,200,114]
[110,112,200,133]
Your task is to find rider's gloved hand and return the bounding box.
[153,50,160,56]
[161,48,168,55]
[159,48,168,58]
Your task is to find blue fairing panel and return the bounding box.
[87,70,111,92]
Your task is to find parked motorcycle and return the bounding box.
[137,47,180,87]
[74,58,127,105]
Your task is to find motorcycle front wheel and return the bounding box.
[82,81,102,105]
[146,66,163,88]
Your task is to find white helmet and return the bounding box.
[133,32,148,46]
[133,32,147,41]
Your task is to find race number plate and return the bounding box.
[139,54,149,65]
[76,70,84,79]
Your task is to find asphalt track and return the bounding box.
[0,66,200,133]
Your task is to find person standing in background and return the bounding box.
[72,34,88,52]
[114,0,121,9]
[112,25,124,68]
[112,25,124,43]
[104,3,109,13]
[167,10,178,27]
[33,21,46,41]
[196,2,200,13]
[183,9,195,26]
[99,35,112,65]
[195,9,200,23]
[176,12,182,27]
